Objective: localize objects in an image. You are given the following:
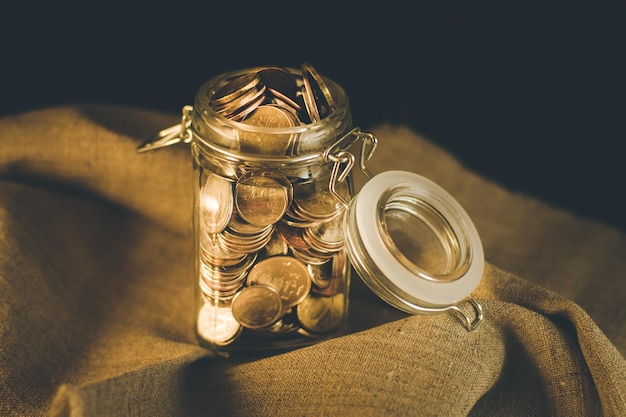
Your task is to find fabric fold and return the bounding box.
[1,105,625,416]
[43,267,626,416]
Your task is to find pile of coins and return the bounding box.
[196,64,350,347]
[207,63,338,156]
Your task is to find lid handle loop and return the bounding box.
[324,128,378,216]
[357,131,378,180]
[327,150,355,209]
[449,297,484,332]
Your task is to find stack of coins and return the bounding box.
[197,63,349,347]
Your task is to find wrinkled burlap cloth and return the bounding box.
[1,105,625,417]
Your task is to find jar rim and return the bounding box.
[192,67,352,149]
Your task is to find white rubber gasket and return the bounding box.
[354,170,484,307]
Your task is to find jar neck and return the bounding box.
[191,67,353,158]
[191,135,338,181]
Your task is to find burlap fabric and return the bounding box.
[1,105,624,416]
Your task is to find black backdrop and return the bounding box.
[2,3,624,232]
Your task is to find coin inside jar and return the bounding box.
[238,104,299,154]
[200,172,233,234]
[255,66,300,106]
[301,62,336,118]
[210,72,261,108]
[235,171,292,227]
[246,256,312,309]
[301,69,321,123]
[303,214,345,252]
[297,293,345,333]
[231,285,283,329]
[291,178,347,222]
[197,302,242,346]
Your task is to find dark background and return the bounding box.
[2,3,624,232]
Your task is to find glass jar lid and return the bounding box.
[344,170,484,331]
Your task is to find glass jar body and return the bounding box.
[191,68,355,356]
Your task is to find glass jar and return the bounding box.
[139,64,484,357]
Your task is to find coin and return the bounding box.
[301,69,321,123]
[255,66,299,104]
[307,260,333,289]
[262,229,289,257]
[221,88,266,122]
[303,213,345,252]
[239,104,299,154]
[263,311,301,335]
[200,172,233,234]
[199,279,242,299]
[302,62,335,117]
[211,72,261,107]
[219,223,275,254]
[246,256,311,308]
[291,245,333,266]
[256,65,304,118]
[268,87,302,113]
[235,172,290,227]
[207,63,337,128]
[276,221,309,250]
[226,213,272,235]
[243,103,296,127]
[309,273,344,297]
[231,285,283,329]
[297,293,345,333]
[200,232,247,267]
[197,302,242,346]
[292,186,344,222]
[201,252,257,281]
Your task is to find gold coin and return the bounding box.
[290,245,333,266]
[219,87,266,122]
[199,278,242,299]
[231,285,283,329]
[309,272,344,297]
[227,213,272,235]
[246,256,311,308]
[201,252,257,281]
[264,317,300,335]
[307,260,333,289]
[276,221,309,250]
[297,293,345,333]
[235,172,290,227]
[293,188,343,221]
[199,232,247,266]
[268,87,302,113]
[211,72,260,106]
[301,62,336,118]
[197,302,242,346]
[262,229,290,257]
[219,223,275,254]
[301,68,320,123]
[255,66,299,102]
[303,213,345,252]
[239,104,298,154]
[200,172,233,234]
[241,103,297,127]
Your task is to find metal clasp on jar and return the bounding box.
[136,105,194,153]
[323,127,378,208]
